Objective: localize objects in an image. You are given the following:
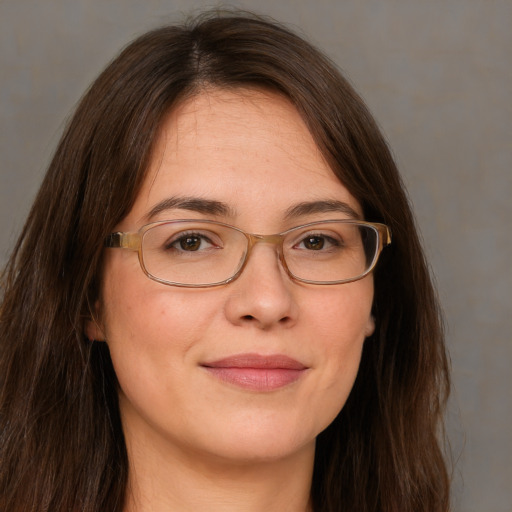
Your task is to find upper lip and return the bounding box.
[201,353,308,370]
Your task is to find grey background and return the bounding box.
[1,1,510,510]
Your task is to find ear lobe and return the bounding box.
[84,300,106,342]
[85,318,105,342]
[364,314,375,338]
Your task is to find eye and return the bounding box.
[295,233,340,251]
[167,232,216,252]
[302,235,325,250]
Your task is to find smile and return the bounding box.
[201,353,309,391]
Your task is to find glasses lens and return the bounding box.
[138,220,381,286]
[283,222,379,283]
[141,221,248,286]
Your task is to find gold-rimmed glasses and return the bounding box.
[104,219,391,288]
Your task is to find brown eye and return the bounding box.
[178,236,203,251]
[163,229,220,255]
[303,236,325,250]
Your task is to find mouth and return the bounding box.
[201,353,309,391]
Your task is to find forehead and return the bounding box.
[125,88,362,228]
[154,87,324,170]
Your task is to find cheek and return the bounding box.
[304,282,373,399]
[99,264,230,397]
[102,281,220,355]
[308,280,374,345]
[101,247,217,334]
[99,276,225,421]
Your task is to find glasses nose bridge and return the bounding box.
[247,232,284,247]
[243,232,288,271]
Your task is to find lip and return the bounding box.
[201,353,309,391]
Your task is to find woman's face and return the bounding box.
[88,89,375,465]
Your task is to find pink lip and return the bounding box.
[201,353,308,391]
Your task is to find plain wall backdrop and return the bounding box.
[1,1,511,510]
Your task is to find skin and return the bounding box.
[87,88,375,512]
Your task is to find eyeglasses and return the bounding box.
[105,219,391,288]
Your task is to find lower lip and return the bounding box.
[203,367,306,391]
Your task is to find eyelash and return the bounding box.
[293,233,343,250]
[165,231,218,252]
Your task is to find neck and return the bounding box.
[122,431,315,512]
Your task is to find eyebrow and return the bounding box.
[145,196,236,221]
[145,196,360,222]
[284,200,360,220]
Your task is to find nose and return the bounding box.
[223,243,298,330]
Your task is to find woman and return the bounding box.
[0,12,451,512]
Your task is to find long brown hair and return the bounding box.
[0,11,450,511]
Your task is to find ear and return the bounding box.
[84,300,106,342]
[364,314,375,338]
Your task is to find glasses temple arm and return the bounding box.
[104,232,141,250]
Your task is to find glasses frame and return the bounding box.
[105,219,391,288]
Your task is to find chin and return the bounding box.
[187,413,323,465]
